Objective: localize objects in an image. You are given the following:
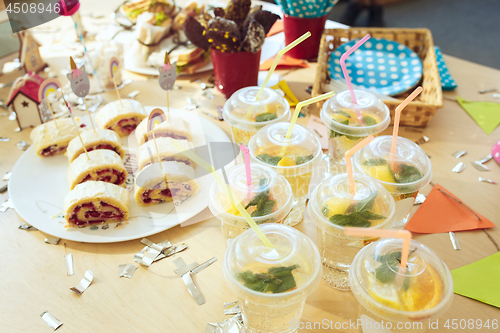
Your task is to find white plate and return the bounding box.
[123,31,283,77]
[9,108,231,243]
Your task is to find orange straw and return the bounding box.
[345,135,374,194]
[344,227,412,274]
[390,86,423,169]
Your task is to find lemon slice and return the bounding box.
[332,113,351,124]
[278,157,296,167]
[401,259,443,312]
[367,164,396,183]
[323,198,352,218]
[367,274,403,310]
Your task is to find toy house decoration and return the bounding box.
[19,31,46,73]
[7,71,45,130]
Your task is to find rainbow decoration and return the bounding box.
[38,78,62,102]
[110,57,120,79]
[147,108,167,132]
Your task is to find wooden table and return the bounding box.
[1,4,500,333]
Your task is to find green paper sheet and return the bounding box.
[457,97,500,134]
[451,252,500,308]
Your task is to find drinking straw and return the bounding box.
[243,32,311,120]
[390,86,423,169]
[345,135,374,194]
[340,34,370,124]
[171,141,274,248]
[279,91,335,156]
[344,227,412,274]
[239,145,252,200]
[61,91,89,160]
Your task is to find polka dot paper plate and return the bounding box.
[328,38,423,96]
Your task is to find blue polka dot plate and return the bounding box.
[328,38,423,96]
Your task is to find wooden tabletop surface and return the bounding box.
[1,2,500,332]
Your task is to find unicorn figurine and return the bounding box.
[66,56,90,98]
[158,53,177,91]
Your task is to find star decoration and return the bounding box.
[22,101,29,107]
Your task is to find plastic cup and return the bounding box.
[307,173,395,291]
[223,224,322,333]
[223,87,291,148]
[248,122,322,226]
[320,90,390,174]
[211,49,261,99]
[208,164,294,240]
[353,135,432,229]
[349,238,454,332]
[283,13,328,60]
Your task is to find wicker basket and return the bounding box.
[312,28,443,127]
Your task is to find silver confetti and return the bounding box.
[449,232,461,250]
[128,90,140,99]
[217,106,224,121]
[0,199,14,212]
[138,238,171,266]
[3,171,11,181]
[479,88,497,94]
[452,162,466,173]
[202,90,214,99]
[173,84,182,90]
[14,127,21,132]
[70,270,93,295]
[133,246,148,264]
[493,93,500,99]
[472,161,490,171]
[40,311,63,331]
[0,137,10,141]
[206,302,243,333]
[452,150,467,159]
[19,223,38,231]
[155,244,188,262]
[45,237,61,245]
[9,112,16,121]
[174,257,217,305]
[118,264,138,278]
[16,141,29,150]
[478,154,493,164]
[479,177,497,185]
[201,83,214,90]
[185,98,200,110]
[65,254,74,276]
[116,79,132,90]
[414,193,427,205]
[414,136,429,145]
[182,272,205,305]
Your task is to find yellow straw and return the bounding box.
[171,141,274,248]
[278,91,335,157]
[344,228,412,274]
[345,135,374,195]
[243,31,311,120]
[390,86,423,169]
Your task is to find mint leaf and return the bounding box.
[335,110,352,118]
[239,265,298,294]
[296,155,314,165]
[251,199,276,218]
[329,214,371,228]
[356,211,386,220]
[255,112,278,122]
[363,116,377,126]
[375,263,396,283]
[256,154,282,166]
[396,164,423,183]
[353,192,377,213]
[362,158,388,166]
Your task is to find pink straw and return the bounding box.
[340,34,371,124]
[239,145,252,200]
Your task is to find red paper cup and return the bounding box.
[211,49,261,99]
[283,14,328,60]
